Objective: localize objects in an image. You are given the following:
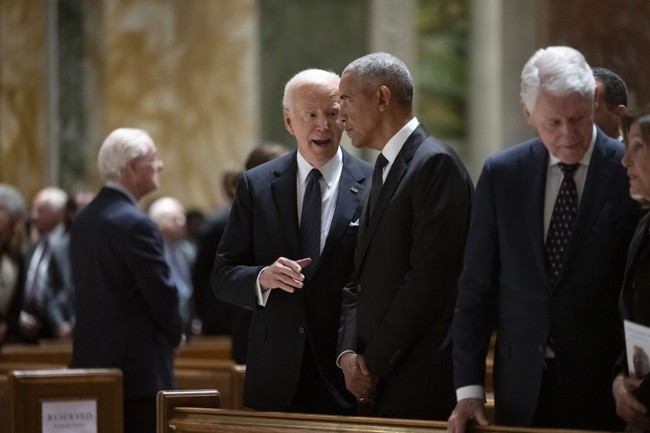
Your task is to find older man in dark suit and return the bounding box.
[448,46,641,432]
[336,52,473,420]
[211,69,372,415]
[70,128,183,433]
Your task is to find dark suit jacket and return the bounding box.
[338,124,474,419]
[211,148,372,412]
[70,187,183,398]
[617,212,650,371]
[192,207,237,335]
[453,130,641,429]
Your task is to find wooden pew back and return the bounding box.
[8,368,123,433]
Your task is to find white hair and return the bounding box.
[282,69,340,110]
[97,128,153,181]
[520,46,595,113]
[148,196,185,224]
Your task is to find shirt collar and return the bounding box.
[547,124,596,168]
[296,147,343,188]
[381,117,419,164]
[106,180,138,204]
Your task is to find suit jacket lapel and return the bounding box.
[355,126,424,275]
[271,152,301,259]
[521,140,551,286]
[557,134,619,286]
[318,151,367,275]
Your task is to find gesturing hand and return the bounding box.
[259,257,312,293]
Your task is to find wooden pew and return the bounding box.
[8,368,123,433]
[157,401,614,433]
[173,358,243,409]
[156,389,221,433]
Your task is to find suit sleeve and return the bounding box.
[452,160,500,389]
[364,153,472,377]
[210,173,265,310]
[124,218,183,347]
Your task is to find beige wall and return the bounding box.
[1,0,259,212]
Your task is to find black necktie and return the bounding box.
[546,162,579,285]
[369,153,388,219]
[301,169,322,279]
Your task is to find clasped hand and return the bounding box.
[340,352,378,401]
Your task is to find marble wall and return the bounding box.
[1,0,259,212]
[0,0,48,200]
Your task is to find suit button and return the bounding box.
[299,327,305,334]
[538,345,545,354]
[357,284,363,293]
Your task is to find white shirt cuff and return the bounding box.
[456,385,485,401]
[255,267,271,306]
[336,350,355,369]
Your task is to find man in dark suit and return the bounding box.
[211,69,372,414]
[70,128,183,433]
[336,52,473,420]
[448,46,641,432]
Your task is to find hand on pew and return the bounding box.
[446,398,489,433]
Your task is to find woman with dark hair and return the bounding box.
[612,105,650,432]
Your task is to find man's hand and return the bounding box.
[447,398,489,433]
[613,373,650,429]
[340,352,376,400]
[259,257,311,293]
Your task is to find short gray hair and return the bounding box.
[282,69,340,110]
[97,128,152,181]
[520,46,595,113]
[342,52,414,107]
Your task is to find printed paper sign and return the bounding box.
[42,399,97,433]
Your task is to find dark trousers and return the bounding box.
[289,342,354,415]
[124,395,156,433]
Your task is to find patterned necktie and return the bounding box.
[369,153,388,219]
[546,162,579,285]
[300,169,322,279]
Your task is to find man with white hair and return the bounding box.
[212,69,372,414]
[448,46,641,431]
[18,186,68,341]
[148,196,196,335]
[69,128,183,433]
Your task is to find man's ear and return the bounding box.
[615,104,627,119]
[377,85,391,112]
[283,108,295,135]
[521,100,535,127]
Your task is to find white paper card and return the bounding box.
[624,319,650,379]
[42,399,97,433]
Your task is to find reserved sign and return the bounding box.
[42,399,97,433]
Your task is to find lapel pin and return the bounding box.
[350,187,359,194]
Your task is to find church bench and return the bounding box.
[7,368,123,433]
[157,403,613,433]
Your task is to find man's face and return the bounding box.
[283,81,342,168]
[594,79,623,139]
[31,195,62,235]
[128,137,163,200]
[338,72,383,151]
[523,91,594,165]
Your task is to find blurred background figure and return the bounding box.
[149,196,197,336]
[0,184,27,346]
[18,186,68,341]
[41,186,96,339]
[593,67,628,140]
[192,142,288,362]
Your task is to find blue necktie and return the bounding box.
[301,169,322,279]
[546,163,579,285]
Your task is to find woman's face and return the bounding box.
[622,121,650,201]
